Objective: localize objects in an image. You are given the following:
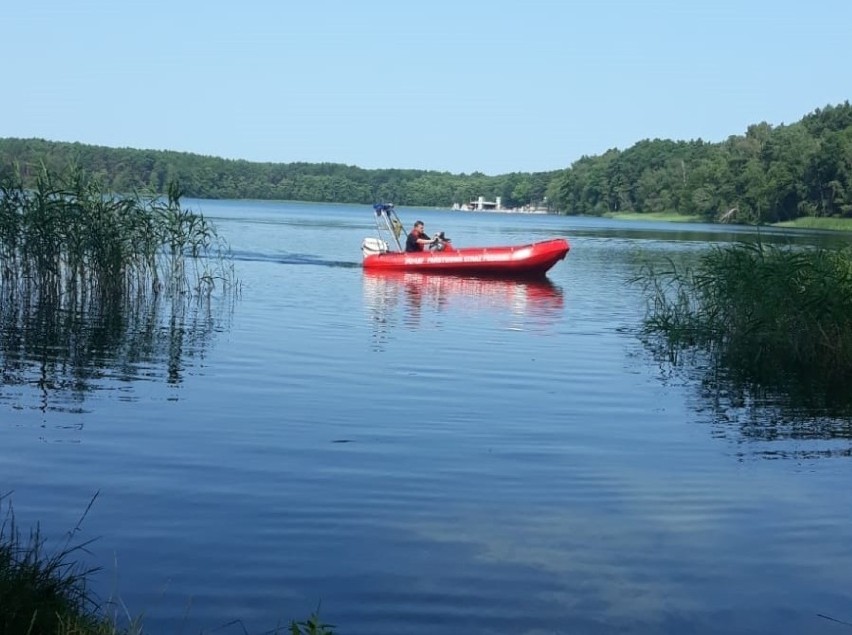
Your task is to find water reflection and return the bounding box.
[364,270,564,349]
[0,288,232,415]
[648,348,852,459]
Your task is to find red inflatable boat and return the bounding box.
[362,204,570,277]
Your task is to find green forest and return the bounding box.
[1,101,850,223]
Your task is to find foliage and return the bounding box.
[604,211,704,223]
[0,140,555,210]
[547,102,852,222]
[2,102,850,222]
[635,240,852,410]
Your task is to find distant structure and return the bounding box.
[451,196,549,214]
[453,196,502,211]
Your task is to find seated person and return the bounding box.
[405,220,437,252]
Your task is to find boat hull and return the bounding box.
[362,238,570,277]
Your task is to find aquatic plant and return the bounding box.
[0,165,237,418]
[288,608,336,635]
[1,493,338,635]
[0,164,234,303]
[635,240,852,409]
[0,493,128,635]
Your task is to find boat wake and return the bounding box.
[230,250,361,269]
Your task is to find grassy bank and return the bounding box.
[772,216,852,232]
[605,212,852,231]
[0,495,126,635]
[635,240,852,407]
[0,519,335,634]
[0,496,336,634]
[604,211,705,223]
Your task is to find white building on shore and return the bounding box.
[452,196,550,213]
[452,196,503,211]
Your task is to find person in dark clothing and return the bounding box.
[405,220,436,252]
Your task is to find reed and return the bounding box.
[0,165,234,304]
[636,240,852,403]
[0,494,125,635]
[1,494,336,635]
[287,608,336,635]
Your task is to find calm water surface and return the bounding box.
[2,201,851,634]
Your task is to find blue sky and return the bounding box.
[2,0,850,175]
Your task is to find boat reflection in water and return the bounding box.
[363,270,565,347]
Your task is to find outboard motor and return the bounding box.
[362,237,389,258]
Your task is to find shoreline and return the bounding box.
[603,211,705,223]
[604,212,852,231]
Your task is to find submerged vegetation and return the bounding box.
[636,240,852,411]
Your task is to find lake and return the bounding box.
[2,201,851,634]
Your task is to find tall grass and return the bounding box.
[635,240,852,407]
[0,165,237,414]
[0,165,234,304]
[1,493,337,635]
[0,494,127,635]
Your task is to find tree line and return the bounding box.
[0,138,554,210]
[544,101,852,222]
[1,101,849,222]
